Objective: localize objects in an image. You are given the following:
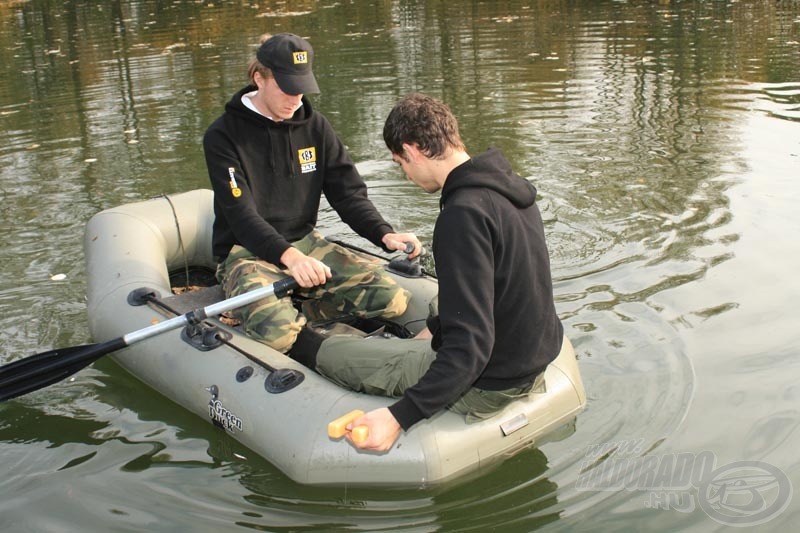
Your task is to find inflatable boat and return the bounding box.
[84,189,586,486]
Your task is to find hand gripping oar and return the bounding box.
[0,277,299,402]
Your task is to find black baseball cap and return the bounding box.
[256,33,320,95]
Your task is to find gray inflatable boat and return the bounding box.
[84,189,586,486]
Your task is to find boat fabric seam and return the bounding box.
[163,193,191,287]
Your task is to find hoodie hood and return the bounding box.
[224,85,314,126]
[440,148,536,209]
[440,147,536,209]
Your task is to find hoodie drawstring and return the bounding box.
[287,125,296,178]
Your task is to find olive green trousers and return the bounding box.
[315,335,546,423]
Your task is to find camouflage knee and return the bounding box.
[240,295,307,353]
[219,248,305,352]
[303,237,411,320]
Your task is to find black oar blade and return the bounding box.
[0,277,298,402]
[0,338,127,401]
[0,361,90,402]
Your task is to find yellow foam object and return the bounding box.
[328,410,369,444]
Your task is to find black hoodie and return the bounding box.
[203,86,394,264]
[389,148,564,430]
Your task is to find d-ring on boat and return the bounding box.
[84,189,586,486]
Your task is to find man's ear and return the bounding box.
[253,70,267,89]
[402,143,422,162]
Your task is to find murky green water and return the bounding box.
[1,0,799,530]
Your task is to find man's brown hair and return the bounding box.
[383,93,465,160]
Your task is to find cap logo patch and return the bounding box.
[292,51,309,64]
[298,147,317,173]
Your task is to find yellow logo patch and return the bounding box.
[298,147,317,173]
[228,167,242,197]
[293,51,309,64]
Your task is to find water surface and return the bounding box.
[1,1,799,531]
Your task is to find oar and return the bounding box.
[0,277,299,402]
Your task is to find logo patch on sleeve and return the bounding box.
[228,167,242,197]
[298,147,317,173]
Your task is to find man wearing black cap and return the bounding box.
[203,33,421,353]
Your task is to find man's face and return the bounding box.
[392,149,440,193]
[256,74,303,121]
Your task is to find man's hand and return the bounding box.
[280,247,332,288]
[413,327,432,340]
[346,407,402,452]
[382,232,423,259]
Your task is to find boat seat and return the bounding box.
[162,285,225,314]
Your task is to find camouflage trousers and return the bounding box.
[216,230,411,353]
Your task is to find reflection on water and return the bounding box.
[1,0,799,531]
